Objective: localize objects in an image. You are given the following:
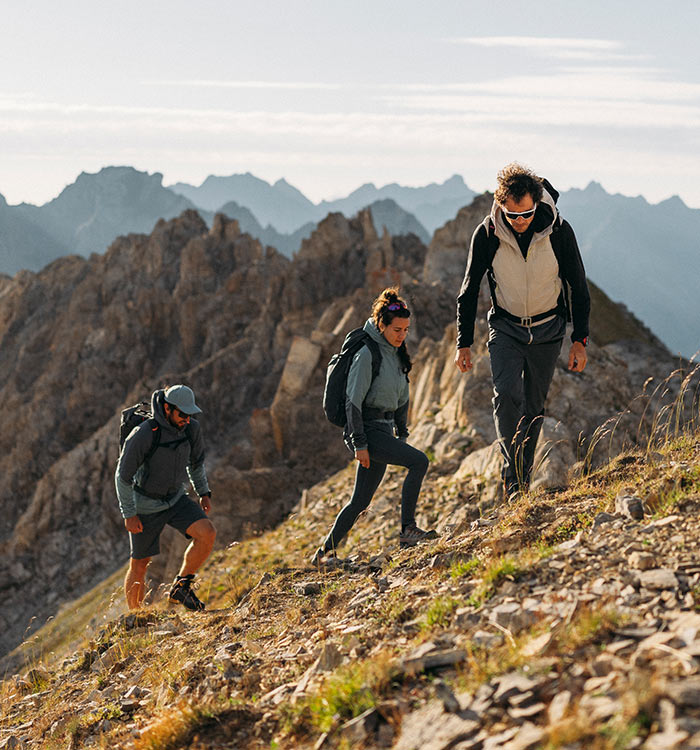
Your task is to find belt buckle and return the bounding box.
[520,316,532,327]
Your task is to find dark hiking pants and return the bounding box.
[487,318,564,494]
[323,422,429,552]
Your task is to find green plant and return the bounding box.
[424,596,461,628]
[449,557,480,580]
[468,555,522,606]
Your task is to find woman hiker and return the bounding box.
[311,288,436,565]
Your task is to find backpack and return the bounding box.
[119,400,193,465]
[323,328,382,427]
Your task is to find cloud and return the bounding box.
[449,35,644,62]
[141,80,342,90]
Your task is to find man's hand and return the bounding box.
[355,449,370,469]
[199,494,212,514]
[568,341,587,372]
[125,516,143,534]
[455,347,472,373]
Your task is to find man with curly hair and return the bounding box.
[454,163,590,501]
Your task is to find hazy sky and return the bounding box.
[2,1,699,206]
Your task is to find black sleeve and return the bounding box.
[558,220,591,344]
[394,399,409,440]
[456,223,491,349]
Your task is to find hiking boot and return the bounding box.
[169,574,205,611]
[310,547,338,567]
[399,522,438,549]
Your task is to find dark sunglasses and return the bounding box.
[172,406,191,420]
[387,302,407,311]
[503,206,537,221]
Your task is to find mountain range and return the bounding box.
[0,166,698,358]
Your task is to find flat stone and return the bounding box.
[339,708,379,744]
[393,700,480,750]
[548,690,571,724]
[615,493,645,520]
[666,677,700,708]
[639,569,679,590]
[501,723,546,750]
[294,581,322,596]
[629,552,657,570]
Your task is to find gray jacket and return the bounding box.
[345,319,410,451]
[115,389,210,518]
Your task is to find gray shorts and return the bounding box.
[129,494,207,559]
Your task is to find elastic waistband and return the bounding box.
[362,407,395,421]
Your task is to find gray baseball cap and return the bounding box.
[164,384,202,415]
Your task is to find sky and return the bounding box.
[1,0,700,207]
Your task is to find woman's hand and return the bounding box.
[355,449,370,469]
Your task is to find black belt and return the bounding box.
[363,408,395,421]
[135,485,180,502]
[492,303,562,327]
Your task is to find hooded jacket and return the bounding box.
[345,318,410,451]
[456,183,590,349]
[115,389,210,518]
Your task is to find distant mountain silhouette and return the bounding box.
[170,173,316,234]
[5,167,196,271]
[365,199,430,244]
[558,182,700,359]
[318,175,475,234]
[169,173,475,235]
[0,194,68,276]
[217,199,315,257]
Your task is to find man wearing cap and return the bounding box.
[115,384,216,611]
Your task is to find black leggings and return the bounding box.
[323,423,429,552]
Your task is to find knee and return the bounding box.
[130,557,150,576]
[413,451,430,476]
[193,519,216,547]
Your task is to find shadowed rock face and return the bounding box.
[0,196,682,664]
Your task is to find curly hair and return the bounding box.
[494,162,544,205]
[371,287,412,375]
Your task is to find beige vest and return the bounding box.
[491,223,562,324]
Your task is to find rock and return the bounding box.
[293,582,322,596]
[592,512,618,532]
[629,552,657,570]
[314,643,343,673]
[471,630,504,649]
[489,602,537,634]
[339,708,379,744]
[393,700,480,750]
[639,569,679,591]
[501,722,546,750]
[548,690,571,723]
[666,677,700,707]
[0,738,26,750]
[434,680,461,713]
[615,493,645,520]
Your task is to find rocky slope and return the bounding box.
[1,396,699,749]
[0,190,687,675]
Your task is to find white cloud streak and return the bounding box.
[141,80,342,90]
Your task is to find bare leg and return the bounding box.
[178,519,216,577]
[125,557,151,609]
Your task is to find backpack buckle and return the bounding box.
[520,316,533,327]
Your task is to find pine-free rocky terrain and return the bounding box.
[2,421,700,749]
[1,197,699,749]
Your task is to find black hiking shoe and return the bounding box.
[169,574,205,611]
[310,547,339,567]
[399,523,438,549]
